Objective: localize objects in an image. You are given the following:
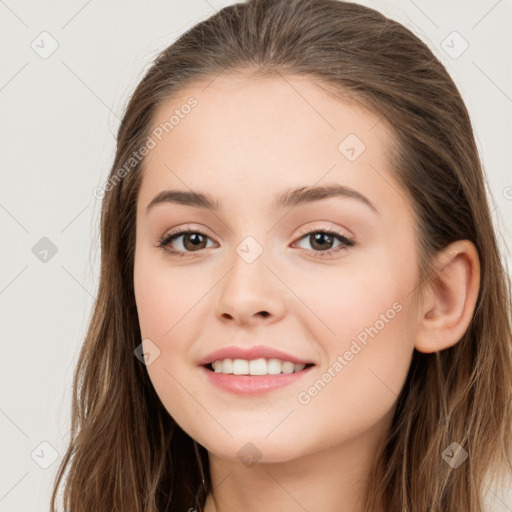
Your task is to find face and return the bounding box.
[133,73,421,463]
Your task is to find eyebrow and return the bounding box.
[145,184,379,216]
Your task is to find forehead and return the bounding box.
[137,73,403,216]
[148,73,387,152]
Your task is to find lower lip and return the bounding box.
[200,365,315,395]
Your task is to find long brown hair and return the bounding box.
[50,0,512,510]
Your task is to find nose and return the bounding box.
[215,244,286,326]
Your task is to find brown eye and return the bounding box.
[308,232,336,251]
[294,229,355,259]
[180,232,208,251]
[158,229,215,256]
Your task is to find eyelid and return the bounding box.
[293,222,354,242]
[160,223,215,240]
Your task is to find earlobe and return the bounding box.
[414,240,481,354]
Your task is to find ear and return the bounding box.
[414,240,481,354]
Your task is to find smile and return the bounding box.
[201,358,315,395]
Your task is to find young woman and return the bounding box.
[50,0,512,511]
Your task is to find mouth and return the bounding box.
[200,359,316,395]
[202,361,315,377]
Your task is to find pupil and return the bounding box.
[312,233,332,250]
[185,233,205,250]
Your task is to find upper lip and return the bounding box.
[198,345,316,366]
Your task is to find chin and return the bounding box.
[188,425,315,465]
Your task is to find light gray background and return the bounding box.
[1,1,511,511]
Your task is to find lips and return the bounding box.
[201,364,315,395]
[197,344,316,367]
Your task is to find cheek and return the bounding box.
[291,291,415,452]
[314,236,418,351]
[293,252,418,426]
[134,251,206,339]
[133,251,216,432]
[287,252,414,350]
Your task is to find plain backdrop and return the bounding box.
[1,1,511,510]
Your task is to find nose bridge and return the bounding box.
[216,231,283,321]
[228,233,271,296]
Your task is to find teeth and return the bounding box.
[233,359,249,375]
[211,358,307,375]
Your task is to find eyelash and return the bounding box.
[157,225,355,260]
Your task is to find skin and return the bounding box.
[133,73,480,512]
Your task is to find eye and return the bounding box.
[157,226,355,259]
[157,227,216,257]
[292,228,355,259]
